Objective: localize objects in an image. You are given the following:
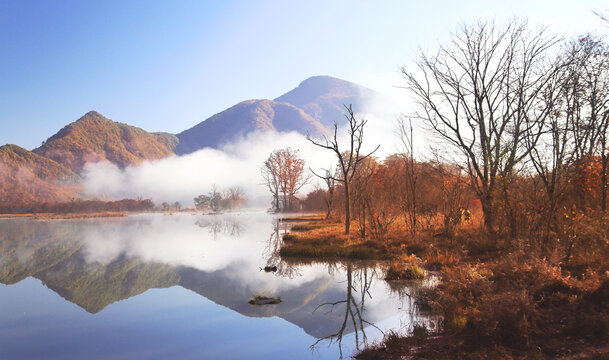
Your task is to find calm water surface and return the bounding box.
[0,212,435,359]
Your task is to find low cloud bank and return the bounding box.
[82,95,416,208]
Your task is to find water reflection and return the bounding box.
[0,213,435,359]
[196,214,245,239]
[310,263,380,358]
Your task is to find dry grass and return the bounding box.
[279,214,325,222]
[358,252,609,359]
[279,220,392,260]
[424,250,459,270]
[385,262,425,280]
[289,223,324,231]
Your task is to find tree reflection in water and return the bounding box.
[263,219,301,279]
[264,220,383,357]
[195,214,245,239]
[309,263,383,358]
[263,218,439,358]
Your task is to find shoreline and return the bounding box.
[278,215,609,360]
[0,212,126,220]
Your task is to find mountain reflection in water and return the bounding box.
[0,213,437,359]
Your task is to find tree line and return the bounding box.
[193,185,246,212]
[0,198,155,214]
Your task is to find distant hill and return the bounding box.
[175,76,381,154]
[33,111,179,172]
[275,75,379,127]
[175,99,326,155]
[0,144,80,209]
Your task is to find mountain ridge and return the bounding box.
[175,75,380,154]
[275,75,379,127]
[33,111,179,172]
[1,75,383,209]
[175,99,327,154]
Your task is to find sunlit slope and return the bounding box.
[0,144,81,208]
[33,111,178,172]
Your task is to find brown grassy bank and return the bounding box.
[279,219,393,260]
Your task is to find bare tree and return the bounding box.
[321,168,338,219]
[565,36,609,213]
[261,151,281,211]
[397,116,419,237]
[208,185,222,212]
[402,19,561,238]
[524,55,574,250]
[307,105,380,235]
[351,157,378,239]
[223,186,247,210]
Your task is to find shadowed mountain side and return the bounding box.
[0,144,81,208]
[175,99,327,154]
[275,75,380,128]
[34,111,179,172]
[34,252,181,313]
[0,219,84,284]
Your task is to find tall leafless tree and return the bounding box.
[322,168,338,220]
[307,105,380,235]
[397,116,419,237]
[261,151,281,211]
[524,48,575,250]
[402,19,561,238]
[564,35,609,213]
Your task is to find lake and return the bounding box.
[0,212,436,359]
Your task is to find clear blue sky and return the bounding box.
[1,0,607,149]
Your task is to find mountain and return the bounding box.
[33,111,179,172]
[275,75,379,127]
[175,99,326,155]
[175,76,381,154]
[0,75,383,209]
[0,144,80,209]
